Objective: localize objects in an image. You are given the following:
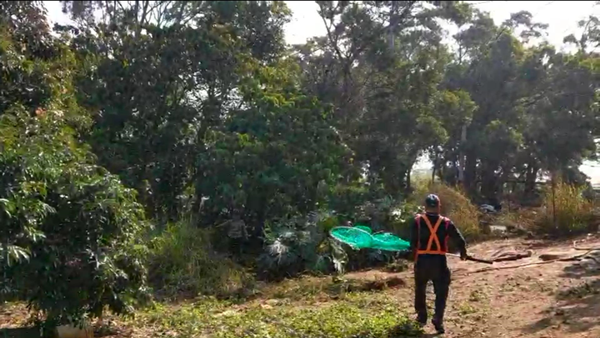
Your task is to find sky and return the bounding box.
[42,1,600,182]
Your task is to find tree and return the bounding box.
[0,2,148,327]
[196,59,353,245]
[60,1,293,223]
[296,1,473,194]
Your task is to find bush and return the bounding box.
[494,207,538,231]
[537,180,595,235]
[147,221,254,299]
[257,211,349,279]
[412,182,481,241]
[0,113,149,328]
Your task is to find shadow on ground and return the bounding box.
[521,256,600,335]
[0,328,41,338]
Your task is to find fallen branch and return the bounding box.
[447,253,493,264]
[467,250,594,274]
[572,240,600,251]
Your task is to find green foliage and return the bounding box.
[147,221,253,299]
[3,0,600,327]
[257,211,348,278]
[0,3,148,327]
[197,60,353,240]
[133,295,423,338]
[0,110,149,326]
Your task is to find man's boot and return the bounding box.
[431,317,445,334]
[415,315,427,328]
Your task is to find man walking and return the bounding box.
[408,194,468,334]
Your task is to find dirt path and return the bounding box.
[345,235,600,337]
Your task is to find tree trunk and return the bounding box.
[464,151,477,196]
[458,124,467,184]
[551,171,557,231]
[524,164,539,198]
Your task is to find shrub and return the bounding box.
[257,211,348,279]
[537,180,595,235]
[147,221,253,299]
[0,113,149,328]
[494,207,538,231]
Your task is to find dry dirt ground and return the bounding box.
[2,235,600,338]
[344,234,600,338]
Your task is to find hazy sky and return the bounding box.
[44,1,599,47]
[284,1,598,47]
[42,1,600,181]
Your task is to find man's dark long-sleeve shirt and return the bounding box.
[409,213,467,260]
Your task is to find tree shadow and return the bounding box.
[0,328,40,338]
[560,250,600,279]
[521,256,600,335]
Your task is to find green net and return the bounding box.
[329,225,410,252]
[354,224,372,234]
[371,232,410,251]
[329,226,373,249]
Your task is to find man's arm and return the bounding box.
[407,217,418,260]
[447,220,467,257]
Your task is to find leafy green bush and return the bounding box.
[147,221,254,299]
[257,211,348,278]
[0,8,149,327]
[537,180,595,235]
[0,111,149,327]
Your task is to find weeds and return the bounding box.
[537,180,595,235]
[146,221,254,299]
[130,294,422,338]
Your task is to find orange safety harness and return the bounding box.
[414,214,450,259]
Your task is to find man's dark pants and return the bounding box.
[414,255,451,323]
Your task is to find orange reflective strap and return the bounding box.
[416,214,447,255]
[422,215,443,251]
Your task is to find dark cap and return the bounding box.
[425,194,440,208]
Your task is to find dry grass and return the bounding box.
[537,180,595,235]
[412,180,481,240]
[494,207,539,230]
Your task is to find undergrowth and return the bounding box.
[146,221,255,300]
[130,293,422,338]
[537,180,596,235]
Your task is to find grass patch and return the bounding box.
[147,221,255,300]
[259,275,408,302]
[494,208,538,231]
[127,294,422,338]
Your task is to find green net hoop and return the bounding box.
[371,232,410,251]
[354,224,372,234]
[329,226,373,249]
[329,225,410,252]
